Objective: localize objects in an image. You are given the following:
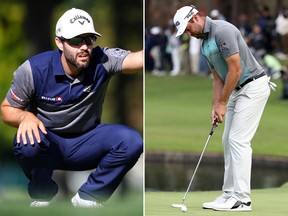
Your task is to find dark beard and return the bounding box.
[66,50,91,70]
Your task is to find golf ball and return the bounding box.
[181,205,187,212]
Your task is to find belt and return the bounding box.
[235,72,266,91]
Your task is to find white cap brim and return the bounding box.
[62,29,102,39]
[175,20,188,38]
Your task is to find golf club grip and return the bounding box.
[209,121,217,136]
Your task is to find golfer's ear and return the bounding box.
[55,37,63,51]
[192,15,198,22]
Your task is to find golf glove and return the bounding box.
[267,76,277,91]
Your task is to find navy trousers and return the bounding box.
[14,124,143,203]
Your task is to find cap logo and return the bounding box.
[185,5,196,20]
[70,15,91,25]
[175,21,180,27]
[78,20,85,25]
[185,10,193,19]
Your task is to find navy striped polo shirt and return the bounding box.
[6,46,130,134]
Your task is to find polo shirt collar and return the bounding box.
[202,16,212,38]
[53,50,66,76]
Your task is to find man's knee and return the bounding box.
[125,127,143,150]
[113,126,143,159]
[14,130,50,159]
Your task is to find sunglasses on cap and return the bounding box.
[60,35,97,46]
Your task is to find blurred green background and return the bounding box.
[0,0,143,214]
[145,74,288,157]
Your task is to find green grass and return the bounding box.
[145,183,288,216]
[145,73,288,157]
[0,188,143,216]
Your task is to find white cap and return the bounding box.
[56,8,102,39]
[173,5,198,37]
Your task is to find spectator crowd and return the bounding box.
[145,5,288,99]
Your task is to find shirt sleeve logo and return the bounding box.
[111,48,127,58]
[11,90,24,102]
[220,41,229,55]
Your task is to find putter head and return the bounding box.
[171,204,183,208]
[171,203,187,212]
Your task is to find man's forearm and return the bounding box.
[1,98,26,127]
[122,50,143,73]
[212,70,224,107]
[220,70,241,104]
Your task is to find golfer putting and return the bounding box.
[172,5,276,212]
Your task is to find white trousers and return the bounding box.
[222,75,270,201]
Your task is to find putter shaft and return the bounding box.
[181,122,217,204]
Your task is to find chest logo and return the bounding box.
[83,84,93,92]
[41,96,62,102]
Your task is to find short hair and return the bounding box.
[188,12,203,23]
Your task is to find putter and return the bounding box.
[171,120,218,212]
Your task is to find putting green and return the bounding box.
[145,182,288,216]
